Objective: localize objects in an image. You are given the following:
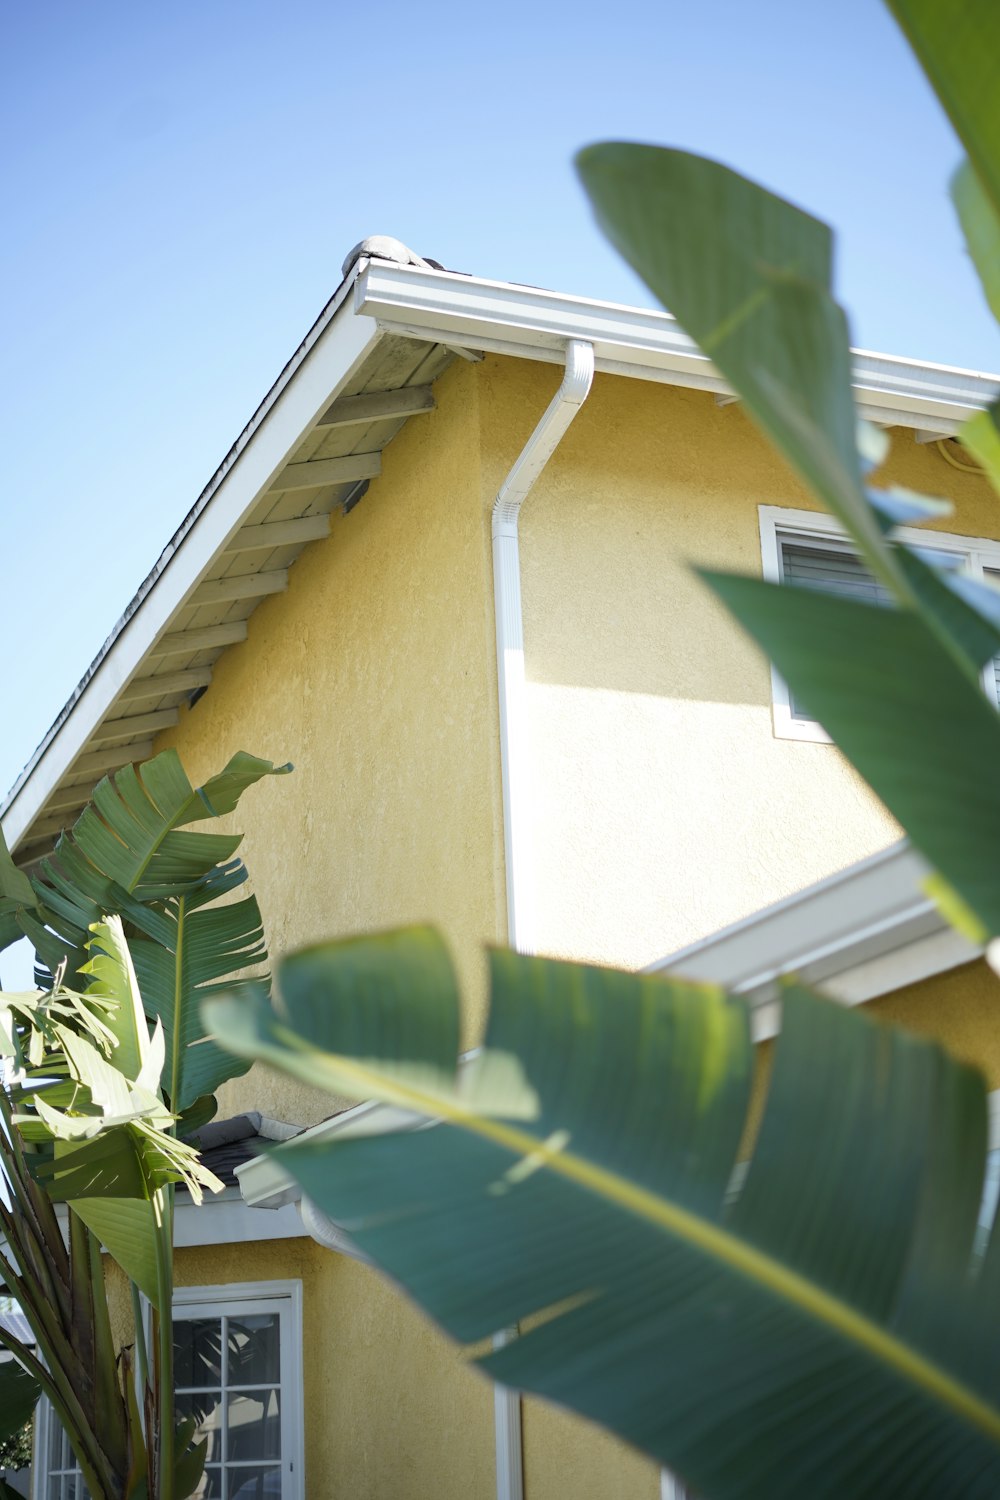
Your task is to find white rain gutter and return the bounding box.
[487,337,594,1500]
[492,338,595,956]
[356,260,1000,436]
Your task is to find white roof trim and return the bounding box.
[1,1185,307,1254]
[649,839,982,1041]
[356,261,1000,435]
[6,256,998,851]
[2,268,381,850]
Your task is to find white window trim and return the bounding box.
[34,1279,305,1500]
[170,1279,305,1500]
[758,504,1000,743]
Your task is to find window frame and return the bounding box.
[33,1279,305,1500]
[758,504,1000,743]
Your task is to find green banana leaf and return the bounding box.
[0,824,37,956]
[575,144,893,581]
[959,402,1000,502]
[0,1359,40,1444]
[204,929,1000,1500]
[701,572,1000,939]
[125,886,269,1111]
[887,0,1000,225]
[575,139,1000,935]
[15,748,289,983]
[575,141,1000,694]
[12,920,224,1305]
[952,160,1000,330]
[7,749,288,1112]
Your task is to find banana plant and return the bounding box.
[0,934,214,1497]
[0,748,289,1497]
[205,928,1000,1500]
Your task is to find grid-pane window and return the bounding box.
[34,1285,301,1500]
[175,1310,282,1498]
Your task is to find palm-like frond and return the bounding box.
[126,886,268,1112]
[8,749,289,985]
[207,929,1000,1500]
[3,749,288,1118]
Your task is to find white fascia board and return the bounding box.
[650,840,982,1040]
[173,1185,307,1247]
[2,1187,307,1256]
[355,262,1000,434]
[1,268,382,851]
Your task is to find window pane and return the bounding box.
[779,542,892,718]
[227,1313,280,1386]
[192,1466,223,1499]
[780,542,893,607]
[228,1466,282,1500]
[175,1318,224,1388]
[176,1391,225,1466]
[227,1389,281,1462]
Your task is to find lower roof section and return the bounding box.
[649,838,981,1041]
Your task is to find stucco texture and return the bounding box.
[178,1240,494,1500]
[490,358,997,973]
[869,958,1000,1085]
[146,349,997,1500]
[155,355,506,1126]
[522,1399,660,1500]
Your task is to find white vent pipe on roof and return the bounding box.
[492,339,595,956]
[488,337,594,1500]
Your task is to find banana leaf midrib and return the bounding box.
[275,1033,1000,1447]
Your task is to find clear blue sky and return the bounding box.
[1,0,996,827]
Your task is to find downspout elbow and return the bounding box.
[492,340,595,537]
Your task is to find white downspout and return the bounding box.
[492,338,595,956]
[489,338,595,1500]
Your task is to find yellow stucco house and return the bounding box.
[6,235,1000,1500]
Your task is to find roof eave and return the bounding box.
[7,260,998,854]
[648,839,981,1041]
[356,261,1000,434]
[2,264,381,850]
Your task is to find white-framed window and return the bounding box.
[758,504,1000,743]
[33,1281,304,1500]
[33,1399,83,1500]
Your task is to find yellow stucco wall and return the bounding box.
[147,350,999,1500]
[496,359,997,971]
[170,1240,496,1500]
[869,958,1000,1085]
[156,354,506,1126]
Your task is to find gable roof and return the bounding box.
[4,243,999,859]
